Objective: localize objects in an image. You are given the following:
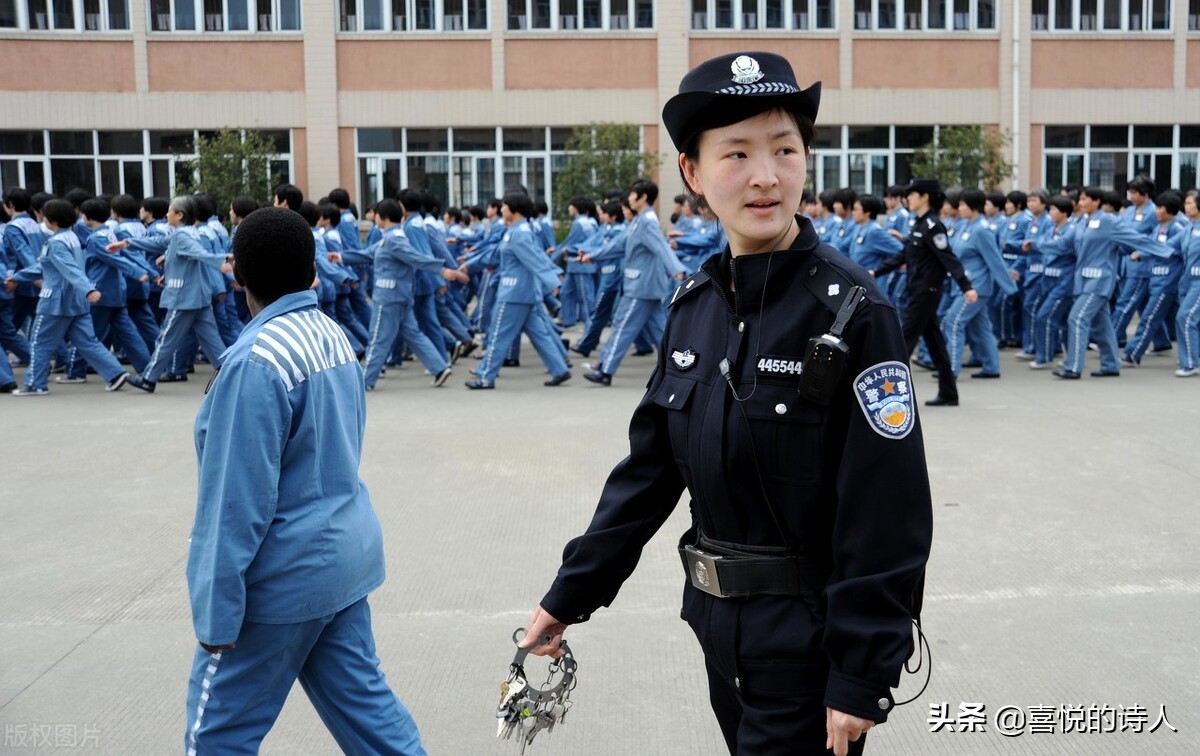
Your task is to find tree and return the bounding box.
[908,126,1013,191]
[553,123,659,221]
[175,129,283,217]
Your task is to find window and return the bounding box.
[356,126,587,213]
[341,0,484,30]
[8,0,129,29]
[150,0,299,30]
[1033,0,1171,30]
[691,0,834,28]
[507,0,651,29]
[805,125,936,193]
[852,0,993,28]
[1042,124,1200,193]
[1190,0,1199,29]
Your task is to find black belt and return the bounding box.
[679,534,828,599]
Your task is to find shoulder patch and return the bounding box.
[390,228,406,238]
[853,361,915,440]
[801,258,855,315]
[669,270,711,307]
[926,217,937,229]
[933,233,949,250]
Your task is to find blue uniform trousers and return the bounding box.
[1021,285,1047,354]
[413,293,453,357]
[0,298,32,363]
[943,295,1000,376]
[335,294,371,347]
[1176,280,1200,371]
[363,302,447,388]
[12,293,39,335]
[599,297,667,377]
[1033,292,1071,364]
[989,290,1021,344]
[126,297,161,352]
[477,275,500,350]
[0,346,14,385]
[558,271,596,327]
[23,312,125,390]
[575,289,656,356]
[476,301,569,384]
[1113,277,1171,350]
[1064,293,1120,374]
[142,307,226,382]
[185,597,425,756]
[1125,273,1181,363]
[322,300,365,356]
[348,281,373,329]
[67,305,152,378]
[434,289,471,344]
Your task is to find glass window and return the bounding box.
[1189,0,1200,29]
[0,130,45,154]
[550,128,574,151]
[228,0,249,29]
[904,0,921,28]
[635,0,652,26]
[1128,0,1143,28]
[813,125,842,150]
[1150,0,1169,27]
[1180,153,1197,191]
[503,128,545,151]
[1032,0,1048,28]
[691,0,705,28]
[453,128,495,151]
[466,0,485,27]
[257,129,291,153]
[765,0,784,27]
[51,0,74,28]
[151,0,170,29]
[358,128,404,152]
[255,0,271,30]
[51,159,94,195]
[174,0,195,29]
[854,0,869,28]
[849,126,889,149]
[1102,0,1120,27]
[715,0,733,27]
[98,131,143,154]
[202,0,222,29]
[1091,125,1128,148]
[149,130,194,154]
[610,0,628,28]
[361,0,383,28]
[1079,0,1097,27]
[50,131,93,155]
[339,0,354,29]
[815,0,833,26]
[407,128,448,151]
[1133,125,1173,148]
[1180,126,1200,147]
[895,126,935,148]
[507,0,525,28]
[108,0,128,27]
[1053,0,1071,28]
[1045,126,1085,149]
[0,0,17,26]
[279,0,299,28]
[927,0,945,27]
[582,0,601,26]
[414,0,435,28]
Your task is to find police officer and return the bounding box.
[521,52,932,756]
[872,179,977,406]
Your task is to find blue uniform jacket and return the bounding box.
[1030,219,1078,296]
[998,209,1032,275]
[884,208,910,235]
[12,230,94,317]
[1072,211,1172,297]
[950,217,1019,298]
[345,226,444,305]
[815,214,841,244]
[850,221,903,272]
[189,289,384,645]
[127,226,227,310]
[310,230,339,304]
[671,219,724,272]
[1120,201,1159,280]
[497,220,563,305]
[536,217,557,253]
[72,218,92,246]
[590,223,630,293]
[558,216,599,272]
[1182,220,1200,288]
[5,214,46,299]
[1022,212,1050,287]
[337,210,362,250]
[831,220,858,255]
[364,223,382,248]
[622,209,685,301]
[84,226,153,305]
[1147,217,1189,279]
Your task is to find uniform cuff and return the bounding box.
[956,276,974,294]
[824,668,894,724]
[539,583,593,625]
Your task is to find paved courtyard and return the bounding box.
[1,336,1197,755]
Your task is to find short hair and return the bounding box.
[30,192,54,214]
[1101,190,1123,210]
[1027,188,1050,207]
[984,191,1005,210]
[230,195,259,221]
[534,201,549,216]
[41,198,76,229]
[801,189,816,205]
[1187,189,1200,209]
[80,197,111,224]
[141,196,169,220]
[568,196,596,219]
[444,206,463,224]
[318,202,340,224]
[297,201,321,227]
[1127,175,1155,197]
[628,178,658,206]
[191,193,215,223]
[1005,190,1028,210]
[1081,186,1105,203]
[273,183,303,210]
[111,194,140,220]
[599,201,622,219]
[3,187,31,212]
[1047,196,1074,215]
[959,188,987,213]
[502,191,535,219]
[328,187,351,209]
[819,190,836,212]
[64,188,93,208]
[170,196,198,225]
[232,206,316,305]
[885,184,908,199]
[944,187,963,208]
[856,194,884,219]
[1156,191,1183,215]
[832,187,858,209]
[467,205,485,221]
[374,198,404,223]
[674,194,688,205]
[486,198,503,213]
[602,188,625,203]
[396,187,423,215]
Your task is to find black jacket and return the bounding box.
[541,216,933,723]
[876,211,972,294]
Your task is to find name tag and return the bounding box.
[625,268,641,279]
[1045,267,1063,278]
[1192,266,1200,277]
[375,278,397,289]
[855,236,864,245]
[756,355,804,376]
[1003,253,1018,261]
[1088,220,1101,229]
[1158,234,1167,242]
[1030,225,1039,234]
[1029,264,1045,273]
[961,232,971,241]
[600,264,616,274]
[1151,266,1170,276]
[1008,222,1017,230]
[1135,214,1143,222]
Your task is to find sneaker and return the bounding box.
[544,372,572,387]
[583,370,612,386]
[569,345,591,358]
[1013,351,1035,361]
[457,341,478,361]
[432,367,452,387]
[55,375,87,384]
[1029,361,1052,370]
[160,373,188,383]
[464,379,494,390]
[11,386,49,396]
[1119,356,1137,368]
[105,373,128,392]
[1053,369,1081,380]
[502,358,520,368]
[126,375,156,393]
[1175,368,1199,377]
[970,371,1001,379]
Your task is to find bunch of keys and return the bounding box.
[496,627,578,752]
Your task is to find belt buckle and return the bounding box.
[684,545,725,598]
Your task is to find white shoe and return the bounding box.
[55,375,86,384]
[1029,361,1051,370]
[1013,351,1035,361]
[1175,368,1199,377]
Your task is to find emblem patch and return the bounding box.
[853,360,915,440]
[730,55,764,84]
[827,283,840,297]
[933,233,949,250]
[671,348,697,370]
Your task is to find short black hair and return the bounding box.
[64,188,93,208]
[568,196,596,219]
[375,198,404,223]
[444,206,463,224]
[328,187,351,209]
[1047,196,1074,215]
[984,191,1005,210]
[1081,186,1105,203]
[885,184,908,199]
[191,193,215,223]
[856,194,884,219]
[534,201,549,216]
[1156,191,1183,216]
[486,198,503,213]
[318,202,340,224]
[674,194,688,205]
[397,188,423,215]
[832,187,857,210]
[80,197,111,224]
[943,187,963,208]
[41,198,76,229]
[3,187,31,212]
[600,201,621,219]
[141,196,169,220]
[628,178,658,206]
[467,205,485,222]
[502,191,535,219]
[31,192,54,214]
[959,188,987,214]
[232,206,316,305]
[111,194,140,220]
[801,189,816,205]
[273,183,303,210]
[1005,190,1027,210]
[297,201,321,227]
[1127,175,1155,198]
[819,190,836,212]
[1101,190,1123,210]
[230,195,259,221]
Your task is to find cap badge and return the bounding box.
[730,56,764,85]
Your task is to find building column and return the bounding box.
[303,0,340,198]
[130,0,149,92]
[655,0,690,209]
[838,0,853,90]
[491,0,506,91]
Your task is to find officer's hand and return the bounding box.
[86,291,101,304]
[519,606,568,659]
[826,708,874,756]
[156,255,166,268]
[964,288,979,304]
[867,270,876,278]
[106,240,127,253]
[328,252,342,264]
[674,272,685,281]
[1021,240,1033,252]
[199,641,235,654]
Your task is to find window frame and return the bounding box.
[852,0,996,29]
[1042,124,1200,193]
[147,0,301,32]
[505,0,653,31]
[5,0,132,31]
[805,124,937,194]
[339,0,488,31]
[1031,0,1173,32]
[690,0,837,30]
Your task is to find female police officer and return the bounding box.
[521,52,933,756]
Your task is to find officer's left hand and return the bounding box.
[220,262,233,274]
[519,605,568,659]
[963,288,979,304]
[674,272,685,281]
[826,708,874,756]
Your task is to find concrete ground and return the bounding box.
[1,333,1197,755]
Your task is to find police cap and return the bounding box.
[905,179,943,197]
[662,52,821,153]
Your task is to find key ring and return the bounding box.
[510,628,577,704]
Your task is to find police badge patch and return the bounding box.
[933,234,948,250]
[671,348,697,370]
[852,360,915,440]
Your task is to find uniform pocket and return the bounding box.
[734,384,824,485]
[650,373,697,411]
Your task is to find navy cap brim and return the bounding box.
[663,83,821,153]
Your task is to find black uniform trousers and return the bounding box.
[900,287,957,402]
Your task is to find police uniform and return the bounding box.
[874,184,973,405]
[537,52,932,755]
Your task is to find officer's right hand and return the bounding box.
[519,605,568,659]
[86,291,101,304]
[964,288,979,304]
[106,241,127,253]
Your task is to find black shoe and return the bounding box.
[431,367,452,387]
[561,338,571,350]
[544,372,572,386]
[456,341,478,361]
[502,358,520,368]
[913,359,935,371]
[127,375,156,393]
[1090,370,1120,377]
[464,379,494,390]
[1053,369,1081,380]
[583,370,612,386]
[160,373,188,383]
[569,345,591,358]
[924,396,958,406]
[186,366,196,374]
[105,373,128,392]
[963,361,983,368]
[1151,345,1173,354]
[970,371,1000,379]
[0,382,17,393]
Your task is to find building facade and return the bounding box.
[1,0,1199,211]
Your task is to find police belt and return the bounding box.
[679,533,827,599]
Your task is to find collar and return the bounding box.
[242,290,319,333]
[703,214,818,315]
